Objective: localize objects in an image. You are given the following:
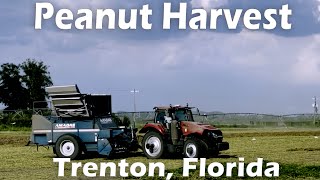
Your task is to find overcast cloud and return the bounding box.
[1,0,320,114]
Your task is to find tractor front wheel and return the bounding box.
[183,139,202,158]
[142,131,165,159]
[55,135,81,160]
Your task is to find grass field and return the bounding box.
[0,128,319,179]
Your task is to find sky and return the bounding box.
[1,0,320,114]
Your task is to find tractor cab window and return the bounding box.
[155,111,166,124]
[174,109,194,121]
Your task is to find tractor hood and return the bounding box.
[180,121,218,136]
[183,121,217,130]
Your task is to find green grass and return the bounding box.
[0,124,31,131]
[0,129,319,179]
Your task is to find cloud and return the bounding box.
[1,0,320,53]
[205,0,320,36]
[191,0,229,10]
[1,28,320,113]
[290,35,320,84]
[1,0,320,113]
[75,29,320,86]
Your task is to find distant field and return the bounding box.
[0,128,319,179]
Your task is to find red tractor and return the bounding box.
[139,105,229,159]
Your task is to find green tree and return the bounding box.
[0,63,28,110]
[112,113,122,126]
[123,116,131,127]
[21,59,53,109]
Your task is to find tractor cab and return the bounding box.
[154,105,194,124]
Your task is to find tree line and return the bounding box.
[0,59,52,110]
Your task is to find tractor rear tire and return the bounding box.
[142,131,165,159]
[55,135,81,160]
[183,139,202,158]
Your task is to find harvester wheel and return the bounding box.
[55,135,81,160]
[142,131,164,159]
[183,139,201,158]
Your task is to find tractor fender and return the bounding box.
[139,123,166,135]
[184,133,203,141]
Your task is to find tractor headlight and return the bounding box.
[212,132,219,139]
[207,131,211,137]
[207,131,218,139]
